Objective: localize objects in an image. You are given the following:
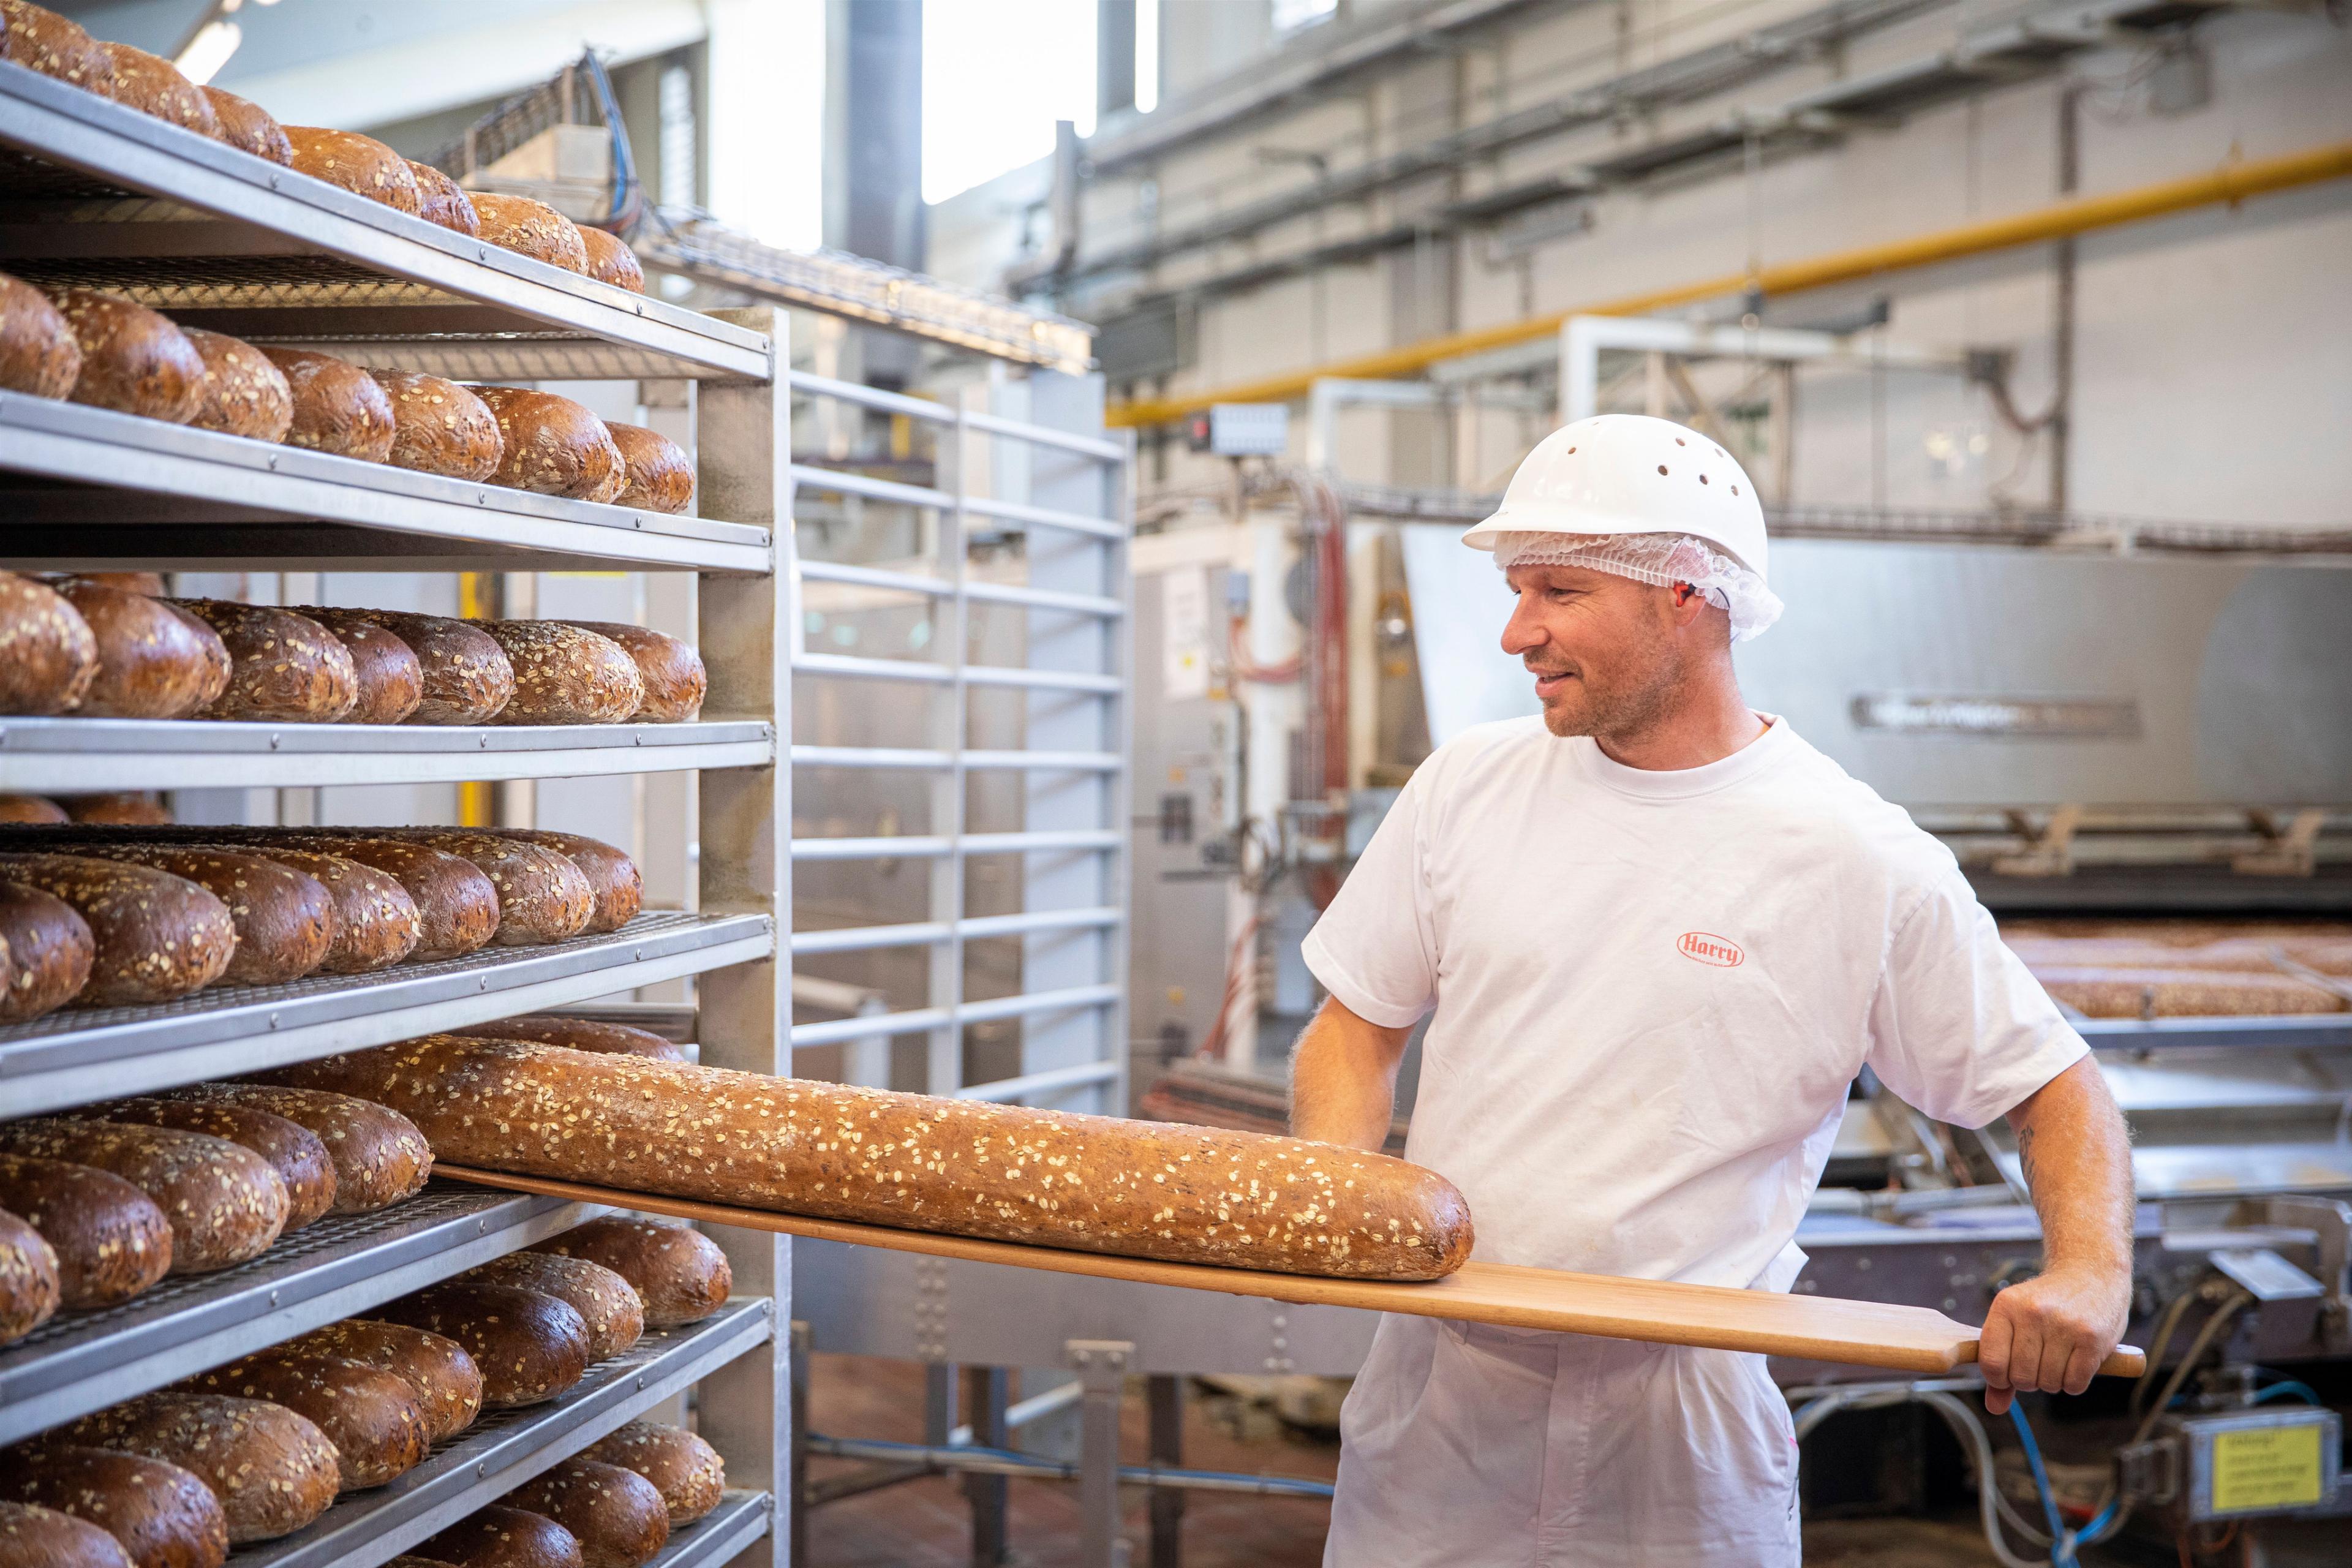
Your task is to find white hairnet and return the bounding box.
[1491,530,1784,642]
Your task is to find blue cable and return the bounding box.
[2252,1379,2321,1406]
[2008,1402,2127,1565]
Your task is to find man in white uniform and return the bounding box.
[1291,415,2134,1566]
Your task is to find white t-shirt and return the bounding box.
[1300,714,2086,1292]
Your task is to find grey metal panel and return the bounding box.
[643,1491,773,1568]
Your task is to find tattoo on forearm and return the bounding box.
[2017,1123,2039,1189]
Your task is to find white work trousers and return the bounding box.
[1324,1315,1802,1567]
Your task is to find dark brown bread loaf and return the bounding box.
[165,599,358,722]
[0,1120,287,1273]
[283,1036,1477,1280]
[51,290,205,424]
[374,1282,592,1409]
[407,161,480,235]
[160,1082,431,1213]
[0,270,80,398]
[484,829,640,932]
[502,1460,666,1568]
[0,1500,135,1568]
[0,1207,60,1345]
[0,853,234,1003]
[601,425,692,514]
[463,1251,642,1361]
[42,576,230,718]
[322,609,513,724]
[2032,966,2344,1018]
[285,1319,482,1443]
[56,845,332,987]
[92,1099,336,1233]
[181,328,292,443]
[421,1506,584,1568]
[283,836,497,957]
[56,1395,339,1544]
[471,389,625,502]
[0,1445,229,1568]
[0,4,116,97]
[67,573,165,595]
[159,602,233,706]
[557,624,702,723]
[576,229,645,293]
[530,1218,729,1329]
[0,880,94,1020]
[470,194,590,273]
[582,1423,725,1525]
[0,570,98,714]
[97,44,214,136]
[198,86,290,164]
[0,795,66,823]
[369,372,502,481]
[258,348,396,462]
[283,127,421,214]
[61,793,173,826]
[363,829,594,944]
[224,846,418,972]
[290,607,423,724]
[455,1014,686,1063]
[0,1152,173,1306]
[473,622,643,725]
[175,1351,429,1490]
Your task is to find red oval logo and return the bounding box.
[1678,932,1744,968]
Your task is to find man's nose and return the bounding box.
[1500,596,1544,657]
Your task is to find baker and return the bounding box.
[1290,414,2133,1566]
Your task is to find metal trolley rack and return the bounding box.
[0,58,790,1568]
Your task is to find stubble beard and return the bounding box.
[1536,644,1684,742]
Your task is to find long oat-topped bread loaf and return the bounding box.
[0,852,235,1003]
[0,1500,135,1568]
[470,388,625,502]
[407,160,480,235]
[92,1099,336,1232]
[44,576,231,720]
[472,621,644,725]
[582,1423,725,1525]
[283,127,421,214]
[165,599,358,722]
[456,1014,687,1063]
[258,347,396,462]
[470,194,590,273]
[181,328,292,443]
[199,86,290,163]
[479,828,640,931]
[0,1152,172,1307]
[2030,965,2345,1019]
[0,1207,59,1345]
[283,1318,483,1443]
[97,44,213,135]
[53,1394,339,1544]
[0,4,116,97]
[0,1444,230,1568]
[315,609,513,724]
[162,1082,431,1213]
[368,372,502,480]
[266,1037,1477,1281]
[0,570,98,715]
[0,270,80,398]
[50,290,205,423]
[577,228,645,293]
[0,1120,287,1273]
[557,624,703,722]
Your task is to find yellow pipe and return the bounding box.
[457,571,492,828]
[1105,138,2352,429]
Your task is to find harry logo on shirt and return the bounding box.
[1677,931,1744,968]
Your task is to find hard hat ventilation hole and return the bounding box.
[1731,484,1741,496]
[1674,437,1686,446]
[1657,464,1668,476]
[1567,447,1577,454]
[1699,475,1709,485]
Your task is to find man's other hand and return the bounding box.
[1978,1261,2131,1414]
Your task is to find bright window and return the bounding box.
[1272,0,1338,34]
[922,0,1098,204]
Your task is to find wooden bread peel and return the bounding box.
[439,1166,2146,1379]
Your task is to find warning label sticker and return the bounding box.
[2211,1425,2324,1514]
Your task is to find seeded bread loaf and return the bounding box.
[407,161,480,235]
[51,290,205,424]
[463,1251,642,1362]
[0,1120,287,1273]
[199,86,290,164]
[175,1351,429,1490]
[282,836,497,957]
[361,829,594,944]
[601,425,692,513]
[225,846,419,972]
[54,845,332,986]
[531,1217,731,1328]
[582,1423,725,1525]
[368,372,502,481]
[56,1394,339,1544]
[286,1318,483,1443]
[61,793,173,826]
[292,607,424,723]
[0,1207,59,1345]
[97,44,213,136]
[470,388,625,502]
[0,1500,135,1568]
[473,621,643,725]
[2032,966,2345,1019]
[284,127,421,214]
[0,1444,230,1568]
[0,882,94,1019]
[0,4,116,99]
[455,1014,686,1063]
[375,1281,592,1409]
[42,576,230,718]
[258,348,396,462]
[165,599,358,722]
[0,795,64,824]
[577,229,644,293]
[502,1460,666,1568]
[282,1036,1477,1280]
[0,853,235,1003]
[470,194,590,273]
[0,1152,173,1306]
[161,1082,431,1213]
[320,609,513,724]
[483,828,641,931]
[556,623,702,723]
[0,570,98,714]
[0,270,80,399]
[93,1099,336,1233]
[181,328,292,443]
[422,1505,584,1568]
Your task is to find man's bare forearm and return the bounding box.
[1289,997,1414,1152]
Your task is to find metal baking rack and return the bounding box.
[639,1491,775,1568]
[0,1181,604,1445]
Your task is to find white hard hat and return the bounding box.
[1461,413,1770,579]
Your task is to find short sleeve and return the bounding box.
[1299,769,1440,1029]
[1864,872,2089,1129]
